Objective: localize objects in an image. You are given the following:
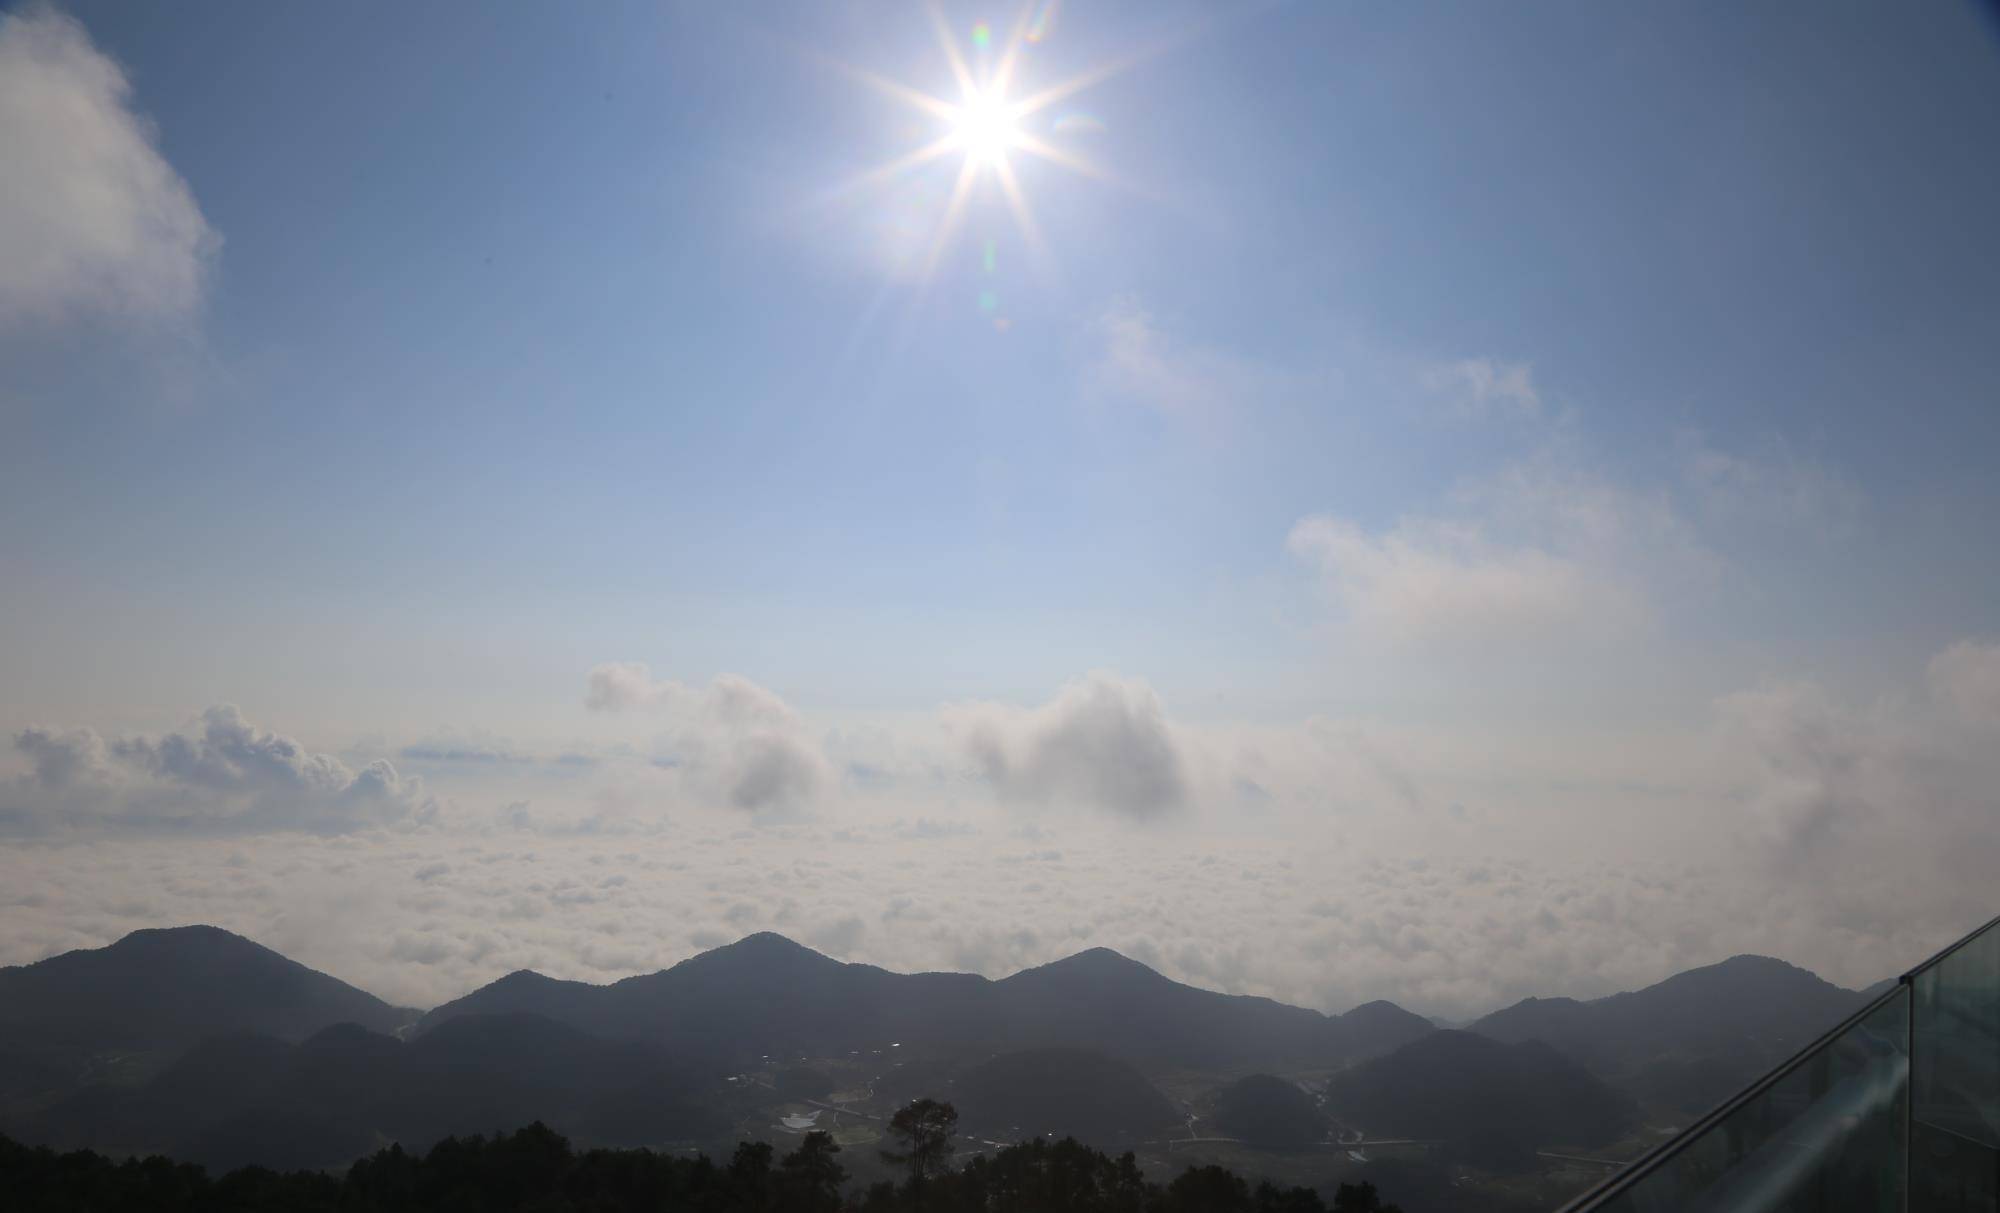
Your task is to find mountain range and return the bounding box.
[417,933,1434,1073]
[0,925,1884,1180]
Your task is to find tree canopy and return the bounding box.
[0,1108,1404,1212]
[881,1096,958,1184]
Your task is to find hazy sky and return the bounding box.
[3,1,1998,1020]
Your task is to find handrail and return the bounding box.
[1554,981,1910,1212]
[1902,912,2000,982]
[1557,911,2000,1213]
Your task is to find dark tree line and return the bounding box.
[1,1099,1403,1212]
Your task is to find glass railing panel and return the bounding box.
[1911,916,2000,1212]
[1578,984,1910,1213]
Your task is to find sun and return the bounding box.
[824,5,1149,287]
[947,90,1023,167]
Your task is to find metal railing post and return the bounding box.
[1904,970,1914,1213]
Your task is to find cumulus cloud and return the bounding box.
[3,705,432,835]
[584,664,828,812]
[0,7,216,328]
[584,662,668,712]
[946,672,1187,820]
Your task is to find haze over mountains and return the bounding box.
[0,925,1887,1192]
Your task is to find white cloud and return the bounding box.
[945,672,1188,820]
[2,660,1987,1025]
[0,8,216,328]
[0,812,1948,1023]
[584,662,670,712]
[1087,297,1260,418]
[1422,358,1540,418]
[1713,641,2000,948]
[2,644,1992,1019]
[1714,681,1865,856]
[1285,513,1643,654]
[1286,429,1756,660]
[584,664,829,813]
[3,705,432,835]
[1927,640,2000,724]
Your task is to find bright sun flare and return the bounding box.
[948,92,1021,166]
[829,6,1148,287]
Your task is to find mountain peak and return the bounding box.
[109,924,265,954]
[1345,997,1411,1015]
[726,931,818,955]
[1063,945,1146,968]
[28,925,307,979]
[0,924,406,1048]
[1006,946,1165,985]
[697,932,835,966]
[1341,999,1430,1028]
[644,932,840,983]
[1642,953,1837,997]
[1712,953,1803,972]
[489,968,560,988]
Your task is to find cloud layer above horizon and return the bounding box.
[7,633,1998,1019]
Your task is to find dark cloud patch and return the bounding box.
[399,744,533,765]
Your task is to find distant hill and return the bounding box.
[0,925,416,1122]
[1325,1030,1639,1169]
[0,926,413,1051]
[419,932,989,1067]
[1212,1074,1325,1150]
[1468,955,1872,1113]
[986,949,1432,1071]
[949,1048,1182,1145]
[421,933,1432,1075]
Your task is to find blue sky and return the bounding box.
[3,1,1999,1014]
